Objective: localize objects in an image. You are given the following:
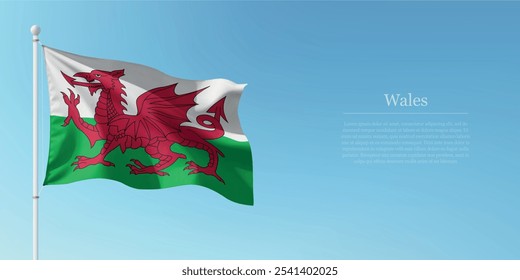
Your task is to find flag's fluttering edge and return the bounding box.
[43,46,253,205]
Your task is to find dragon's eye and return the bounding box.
[95,74,101,77]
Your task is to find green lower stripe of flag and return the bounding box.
[44,116,254,205]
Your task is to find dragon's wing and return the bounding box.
[118,84,205,139]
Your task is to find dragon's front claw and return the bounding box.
[130,159,146,168]
[126,164,137,175]
[72,155,114,170]
[183,161,199,173]
[126,159,170,176]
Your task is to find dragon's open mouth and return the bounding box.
[61,71,102,95]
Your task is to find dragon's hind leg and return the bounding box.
[126,139,185,176]
[182,139,224,183]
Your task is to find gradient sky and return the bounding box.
[0,1,519,259]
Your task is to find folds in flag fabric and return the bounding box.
[43,46,253,205]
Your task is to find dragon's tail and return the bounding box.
[194,115,225,140]
[193,97,228,140]
[180,136,223,157]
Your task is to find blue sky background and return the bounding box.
[0,1,519,259]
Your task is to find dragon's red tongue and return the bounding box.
[62,71,77,87]
[62,71,103,92]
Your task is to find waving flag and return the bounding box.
[43,46,253,205]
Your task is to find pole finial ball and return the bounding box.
[31,25,41,36]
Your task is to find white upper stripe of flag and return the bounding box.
[43,46,248,142]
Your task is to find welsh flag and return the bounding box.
[43,46,253,205]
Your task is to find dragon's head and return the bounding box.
[61,69,125,96]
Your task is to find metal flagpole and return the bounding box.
[31,24,40,261]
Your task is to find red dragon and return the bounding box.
[60,69,227,182]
